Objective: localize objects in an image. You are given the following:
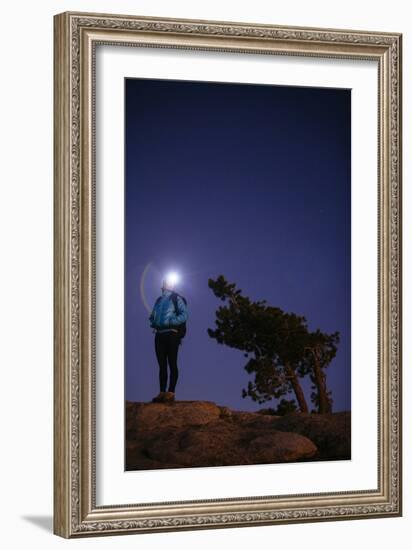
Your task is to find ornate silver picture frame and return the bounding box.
[53,11,402,538]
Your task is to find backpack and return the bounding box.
[154,292,187,339]
[170,292,187,339]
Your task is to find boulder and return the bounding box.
[272,411,351,460]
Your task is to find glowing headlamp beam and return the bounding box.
[164,271,179,287]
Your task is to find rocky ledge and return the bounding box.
[125,400,350,471]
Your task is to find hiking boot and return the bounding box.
[163,391,175,403]
[151,392,167,403]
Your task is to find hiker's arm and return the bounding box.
[169,296,188,325]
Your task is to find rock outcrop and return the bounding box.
[126,400,350,471]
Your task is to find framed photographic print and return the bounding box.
[53,11,402,538]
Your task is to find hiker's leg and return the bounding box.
[154,333,168,392]
[166,334,180,393]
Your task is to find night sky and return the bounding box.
[125,77,351,412]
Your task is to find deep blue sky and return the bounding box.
[125,77,351,412]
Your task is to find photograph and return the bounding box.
[124,77,352,471]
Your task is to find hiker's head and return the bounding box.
[162,271,179,292]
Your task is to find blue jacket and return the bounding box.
[149,289,188,330]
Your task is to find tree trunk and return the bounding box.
[285,363,308,413]
[309,348,332,414]
[312,363,331,413]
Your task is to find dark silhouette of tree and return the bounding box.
[207,275,340,414]
[207,275,309,412]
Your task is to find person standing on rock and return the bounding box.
[149,273,188,403]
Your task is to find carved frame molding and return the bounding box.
[53,11,402,538]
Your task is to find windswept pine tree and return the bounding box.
[207,275,340,414]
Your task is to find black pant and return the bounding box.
[154,332,181,392]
